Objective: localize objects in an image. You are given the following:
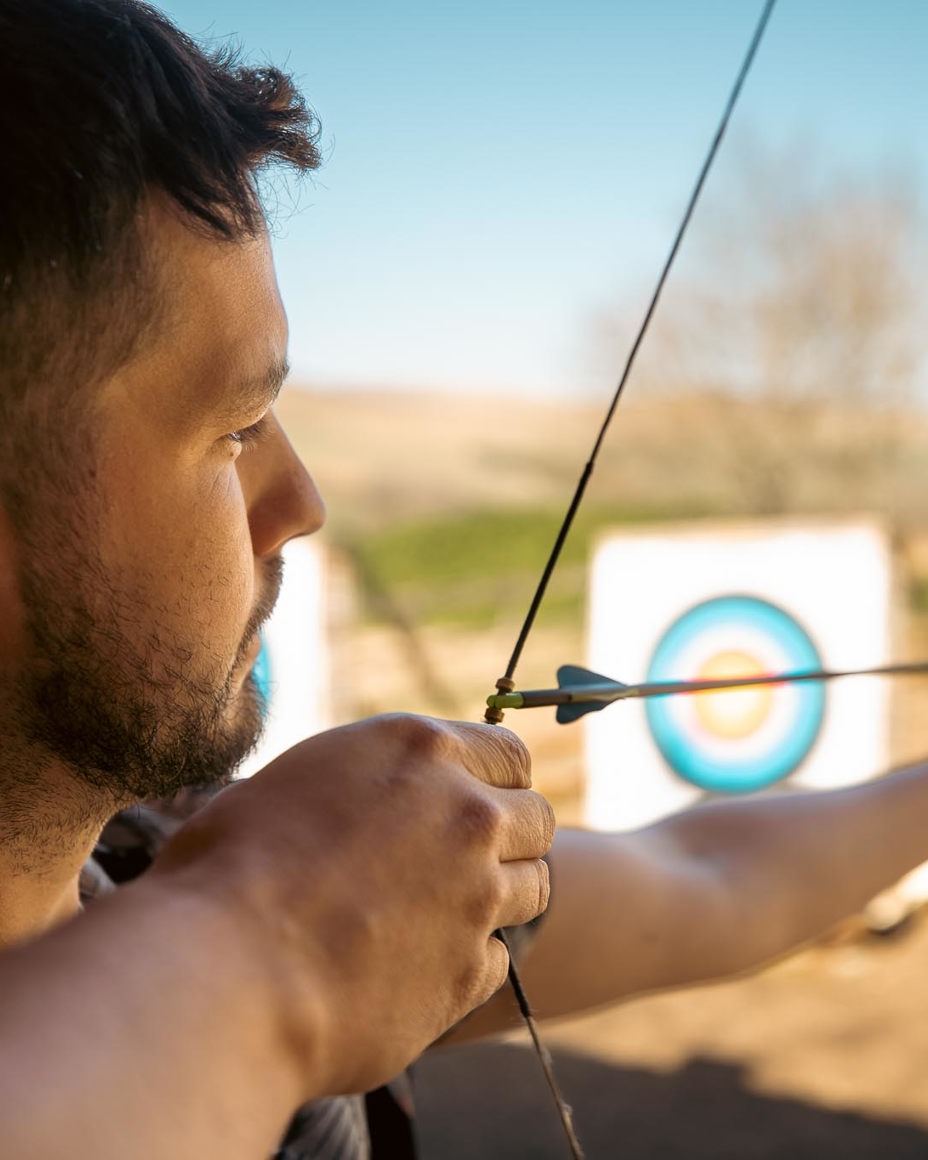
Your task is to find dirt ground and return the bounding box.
[415,916,928,1159]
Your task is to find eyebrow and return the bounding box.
[222,357,290,420]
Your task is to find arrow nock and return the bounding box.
[484,675,516,725]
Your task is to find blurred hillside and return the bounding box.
[279,387,928,531]
[278,385,928,622]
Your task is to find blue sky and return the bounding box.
[159,0,928,396]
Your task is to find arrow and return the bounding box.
[485,660,928,725]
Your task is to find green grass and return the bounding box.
[345,501,718,629]
[908,576,928,615]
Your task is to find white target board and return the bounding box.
[584,519,893,831]
[237,537,332,778]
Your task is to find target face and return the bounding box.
[644,595,825,793]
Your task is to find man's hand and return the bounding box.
[150,714,554,1097]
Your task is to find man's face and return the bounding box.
[13,205,324,804]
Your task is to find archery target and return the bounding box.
[237,537,332,779]
[252,639,274,709]
[644,595,825,793]
[583,520,893,831]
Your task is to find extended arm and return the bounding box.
[456,759,928,1038]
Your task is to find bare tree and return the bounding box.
[593,142,927,515]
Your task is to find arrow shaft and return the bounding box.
[486,661,928,713]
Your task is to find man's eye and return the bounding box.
[227,416,269,448]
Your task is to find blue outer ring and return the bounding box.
[644,595,825,794]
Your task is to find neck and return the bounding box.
[0,757,114,946]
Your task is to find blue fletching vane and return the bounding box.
[555,665,625,725]
[556,701,607,724]
[557,664,618,688]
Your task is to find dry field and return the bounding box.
[276,385,928,532]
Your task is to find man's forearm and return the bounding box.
[0,876,305,1160]
[668,759,928,968]
[546,761,928,1013]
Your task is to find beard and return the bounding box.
[14,526,283,805]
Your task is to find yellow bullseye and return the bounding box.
[693,650,772,739]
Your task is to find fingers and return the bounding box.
[482,935,513,1001]
[494,857,551,929]
[491,787,556,862]
[461,861,548,1017]
[441,720,533,790]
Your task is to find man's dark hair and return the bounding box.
[0,0,319,487]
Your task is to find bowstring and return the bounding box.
[497,930,584,1158]
[486,0,778,705]
[483,4,779,1158]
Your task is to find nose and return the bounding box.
[241,411,326,557]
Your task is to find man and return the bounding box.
[2,3,928,1158]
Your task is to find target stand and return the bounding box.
[236,537,333,779]
[583,519,893,831]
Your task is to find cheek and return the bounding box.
[211,483,255,594]
[100,455,257,647]
[175,466,257,633]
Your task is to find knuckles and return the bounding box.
[362,713,532,792]
[474,725,533,790]
[369,712,455,763]
[453,791,506,852]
